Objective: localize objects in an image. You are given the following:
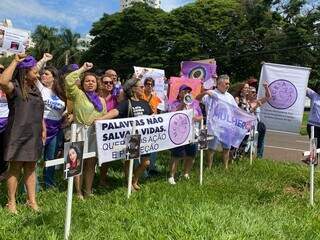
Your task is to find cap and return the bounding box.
[179,84,192,92]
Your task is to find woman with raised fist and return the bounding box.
[0,54,46,213]
[65,62,106,198]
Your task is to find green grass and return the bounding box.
[300,111,309,135]
[1,154,320,240]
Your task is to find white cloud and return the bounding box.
[0,0,79,29]
[161,0,195,12]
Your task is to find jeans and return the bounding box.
[257,121,266,158]
[149,152,157,171]
[43,131,63,188]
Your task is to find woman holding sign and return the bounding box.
[65,62,106,198]
[95,78,152,191]
[0,54,46,213]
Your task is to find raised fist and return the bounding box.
[82,62,93,71]
[14,53,27,63]
[43,53,53,62]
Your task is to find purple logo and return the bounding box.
[267,79,298,109]
[168,113,190,145]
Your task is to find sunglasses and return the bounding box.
[103,81,113,85]
[145,83,153,87]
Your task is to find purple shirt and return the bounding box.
[168,99,202,117]
[307,88,320,127]
[105,95,118,111]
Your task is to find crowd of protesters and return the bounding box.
[0,52,277,214]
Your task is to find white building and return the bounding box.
[120,0,161,11]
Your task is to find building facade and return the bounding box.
[120,0,161,11]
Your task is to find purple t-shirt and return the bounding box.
[168,99,202,117]
[105,95,118,111]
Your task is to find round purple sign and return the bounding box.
[267,79,298,109]
[168,113,190,145]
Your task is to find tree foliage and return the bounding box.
[29,25,81,67]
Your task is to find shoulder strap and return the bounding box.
[127,99,134,117]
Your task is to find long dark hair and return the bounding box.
[13,68,32,101]
[44,66,67,103]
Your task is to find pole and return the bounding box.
[200,119,204,186]
[249,127,254,165]
[127,121,136,199]
[310,125,315,206]
[64,124,76,240]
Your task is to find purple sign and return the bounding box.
[168,113,191,145]
[181,61,216,82]
[267,79,298,109]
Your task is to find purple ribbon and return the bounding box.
[85,91,103,112]
[17,56,37,69]
[45,118,62,144]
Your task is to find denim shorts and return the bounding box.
[171,144,197,158]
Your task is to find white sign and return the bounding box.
[0,26,30,53]
[257,62,310,133]
[133,66,166,110]
[95,110,194,165]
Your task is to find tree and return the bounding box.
[84,0,320,83]
[54,28,81,66]
[31,25,59,60]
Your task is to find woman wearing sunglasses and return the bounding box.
[98,75,120,187]
[95,78,152,191]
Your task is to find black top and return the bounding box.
[117,99,152,118]
[4,80,44,162]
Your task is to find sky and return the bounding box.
[0,0,195,36]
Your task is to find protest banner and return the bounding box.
[0,26,29,54]
[181,60,217,89]
[206,96,257,148]
[257,62,310,134]
[95,110,194,165]
[168,77,201,102]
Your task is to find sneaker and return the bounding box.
[168,177,176,185]
[183,174,190,180]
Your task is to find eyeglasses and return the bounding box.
[103,81,113,85]
[145,83,153,87]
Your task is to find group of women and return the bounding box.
[3,52,316,215]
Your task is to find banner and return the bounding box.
[0,26,30,53]
[181,60,217,89]
[168,77,202,102]
[95,110,194,164]
[206,96,257,148]
[257,63,310,133]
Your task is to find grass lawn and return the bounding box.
[300,111,309,135]
[1,154,320,240]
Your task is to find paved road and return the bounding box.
[264,131,309,163]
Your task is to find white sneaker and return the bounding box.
[184,174,190,180]
[168,177,176,185]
